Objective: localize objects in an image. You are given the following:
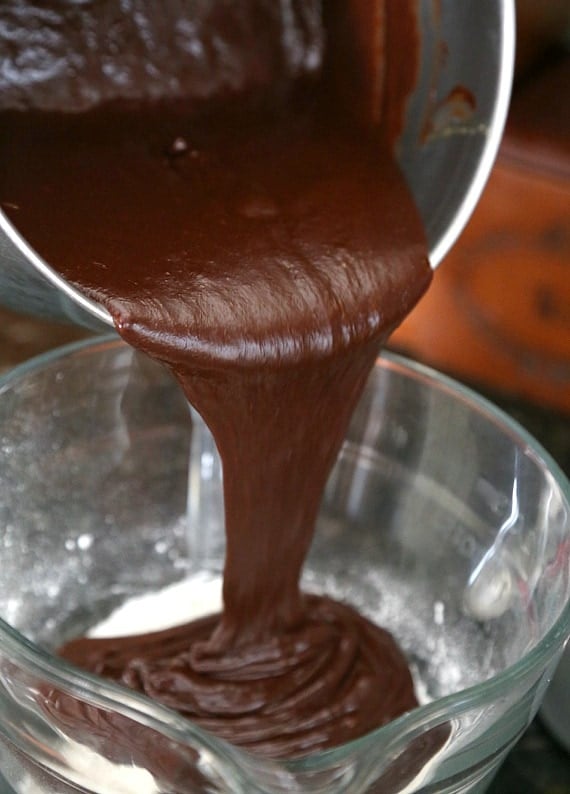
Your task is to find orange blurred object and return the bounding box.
[392,55,570,413]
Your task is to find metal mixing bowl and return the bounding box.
[0,0,514,329]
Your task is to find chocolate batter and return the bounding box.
[1,1,432,759]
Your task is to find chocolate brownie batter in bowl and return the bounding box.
[0,0,514,326]
[1,341,570,794]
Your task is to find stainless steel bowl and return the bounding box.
[0,0,515,330]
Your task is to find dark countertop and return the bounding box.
[0,306,569,793]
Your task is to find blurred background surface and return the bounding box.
[392,0,570,417]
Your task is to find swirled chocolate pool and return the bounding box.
[0,0,432,758]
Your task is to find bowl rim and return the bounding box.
[0,334,569,774]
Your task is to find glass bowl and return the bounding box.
[0,337,569,794]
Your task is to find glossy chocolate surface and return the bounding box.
[1,1,432,758]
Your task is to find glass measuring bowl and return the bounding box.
[0,337,569,794]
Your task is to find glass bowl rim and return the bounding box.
[0,334,569,773]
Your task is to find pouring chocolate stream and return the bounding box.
[1,1,433,758]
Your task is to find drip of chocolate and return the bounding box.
[0,0,434,761]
